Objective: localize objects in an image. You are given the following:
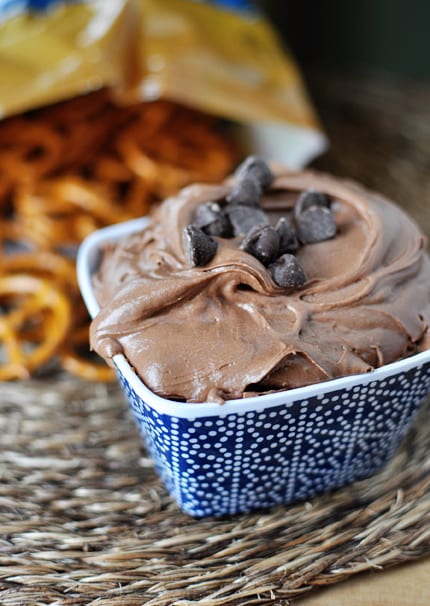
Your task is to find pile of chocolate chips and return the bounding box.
[183,156,337,288]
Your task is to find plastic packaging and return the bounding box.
[0,0,327,167]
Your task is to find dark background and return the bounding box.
[260,0,430,80]
[255,0,430,236]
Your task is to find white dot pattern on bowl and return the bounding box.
[118,362,430,517]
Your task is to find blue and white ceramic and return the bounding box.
[77,218,430,517]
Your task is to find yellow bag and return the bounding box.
[0,0,327,167]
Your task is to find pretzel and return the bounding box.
[0,274,70,380]
[117,101,235,190]
[1,251,77,290]
[0,252,114,380]
[0,119,63,181]
[13,178,127,249]
[0,89,238,381]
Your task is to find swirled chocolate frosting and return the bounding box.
[90,168,430,402]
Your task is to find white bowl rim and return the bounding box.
[77,218,430,419]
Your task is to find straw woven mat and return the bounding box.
[1,73,430,605]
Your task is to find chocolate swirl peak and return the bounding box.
[90,167,430,403]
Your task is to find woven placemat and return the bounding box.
[1,376,430,606]
[1,73,430,605]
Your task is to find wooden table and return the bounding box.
[298,557,430,605]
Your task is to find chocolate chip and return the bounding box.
[269,253,307,288]
[276,216,299,254]
[183,225,218,266]
[296,206,337,244]
[226,176,262,207]
[235,155,273,189]
[225,204,268,237]
[240,224,280,266]
[295,189,330,219]
[193,201,232,237]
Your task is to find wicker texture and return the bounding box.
[1,74,430,605]
[1,376,430,605]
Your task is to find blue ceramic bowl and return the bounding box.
[77,218,430,517]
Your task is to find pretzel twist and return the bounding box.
[0,274,70,379]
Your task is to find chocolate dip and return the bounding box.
[90,168,430,402]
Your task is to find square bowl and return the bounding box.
[77,218,430,517]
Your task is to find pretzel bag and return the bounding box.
[0,0,326,167]
[0,0,326,380]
